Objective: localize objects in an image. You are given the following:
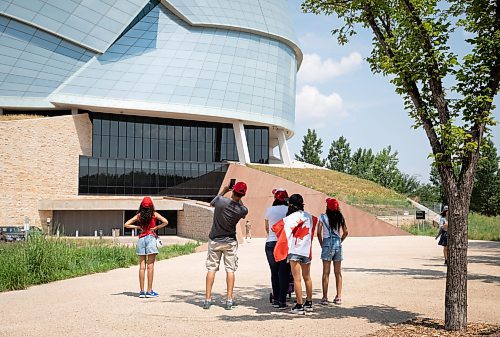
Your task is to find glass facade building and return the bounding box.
[1,0,301,201]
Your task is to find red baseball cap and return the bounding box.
[326,198,339,211]
[233,181,247,196]
[141,196,154,208]
[272,188,289,201]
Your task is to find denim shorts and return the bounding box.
[287,253,311,264]
[136,235,159,256]
[321,236,343,262]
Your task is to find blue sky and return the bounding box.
[287,0,499,182]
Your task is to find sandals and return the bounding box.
[320,297,329,305]
[333,296,342,305]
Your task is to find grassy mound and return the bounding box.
[0,235,199,292]
[250,165,410,210]
[0,114,45,121]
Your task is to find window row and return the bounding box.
[78,157,228,200]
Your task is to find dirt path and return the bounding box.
[0,236,498,337]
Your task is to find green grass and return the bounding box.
[250,165,411,212]
[404,213,500,241]
[0,234,198,292]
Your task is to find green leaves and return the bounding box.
[295,128,326,166]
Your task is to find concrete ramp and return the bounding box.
[222,164,409,237]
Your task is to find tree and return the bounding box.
[470,138,500,216]
[394,172,420,195]
[302,0,499,330]
[371,146,400,188]
[295,129,325,166]
[326,136,352,172]
[349,147,375,179]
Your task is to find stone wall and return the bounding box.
[177,202,214,241]
[0,114,92,227]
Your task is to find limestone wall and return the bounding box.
[0,114,92,227]
[177,202,214,241]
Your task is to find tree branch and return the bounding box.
[400,0,451,125]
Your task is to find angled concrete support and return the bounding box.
[277,129,292,166]
[71,108,78,115]
[233,121,250,164]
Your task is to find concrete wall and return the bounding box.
[177,202,214,241]
[0,114,92,227]
[221,164,409,237]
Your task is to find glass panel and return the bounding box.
[126,137,134,159]
[159,124,167,139]
[110,136,118,158]
[93,118,101,135]
[107,159,116,187]
[110,120,118,136]
[133,160,142,187]
[101,119,110,136]
[159,140,167,160]
[88,158,98,187]
[127,120,135,137]
[143,123,151,139]
[134,138,142,159]
[118,136,126,158]
[125,160,134,187]
[151,139,159,160]
[167,141,175,161]
[167,162,175,187]
[101,135,110,158]
[98,158,107,186]
[150,161,158,188]
[92,133,101,157]
[167,125,175,140]
[150,124,158,139]
[143,137,151,160]
[135,122,143,138]
[118,118,126,137]
[116,159,125,187]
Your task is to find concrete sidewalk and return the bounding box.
[0,236,498,337]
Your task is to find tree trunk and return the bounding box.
[444,189,470,330]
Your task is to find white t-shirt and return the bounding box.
[439,216,447,230]
[265,205,288,242]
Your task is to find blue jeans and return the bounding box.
[265,241,291,304]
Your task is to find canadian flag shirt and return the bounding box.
[272,210,318,262]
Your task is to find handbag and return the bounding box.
[156,236,163,249]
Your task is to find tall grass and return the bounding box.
[0,234,198,292]
[404,213,500,241]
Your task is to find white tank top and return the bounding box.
[320,214,340,238]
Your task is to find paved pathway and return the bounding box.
[0,236,498,337]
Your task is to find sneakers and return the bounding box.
[145,290,159,298]
[139,291,146,298]
[304,300,313,312]
[225,299,235,310]
[203,299,212,310]
[272,300,280,308]
[333,296,342,305]
[320,297,329,305]
[291,303,305,315]
[278,302,289,310]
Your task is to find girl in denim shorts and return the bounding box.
[317,198,348,305]
[124,197,168,298]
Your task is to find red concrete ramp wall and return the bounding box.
[221,164,409,237]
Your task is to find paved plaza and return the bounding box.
[0,236,498,337]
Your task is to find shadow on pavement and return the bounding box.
[165,285,419,324]
[111,291,139,298]
[343,267,500,284]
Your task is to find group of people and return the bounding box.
[123,181,350,314]
[201,181,348,314]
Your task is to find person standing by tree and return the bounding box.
[124,197,169,298]
[204,182,248,310]
[437,207,449,265]
[317,198,348,305]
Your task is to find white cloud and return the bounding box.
[295,85,348,129]
[298,52,363,84]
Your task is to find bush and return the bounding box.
[0,234,198,292]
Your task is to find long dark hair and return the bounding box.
[326,208,345,233]
[138,205,154,227]
[272,199,288,207]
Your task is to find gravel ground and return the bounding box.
[0,236,498,337]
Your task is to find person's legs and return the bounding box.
[265,242,279,301]
[333,261,342,300]
[138,256,146,292]
[301,263,312,301]
[226,272,235,299]
[322,260,331,300]
[290,261,303,304]
[147,254,156,292]
[444,246,448,262]
[278,261,291,304]
[205,241,222,300]
[205,271,216,300]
